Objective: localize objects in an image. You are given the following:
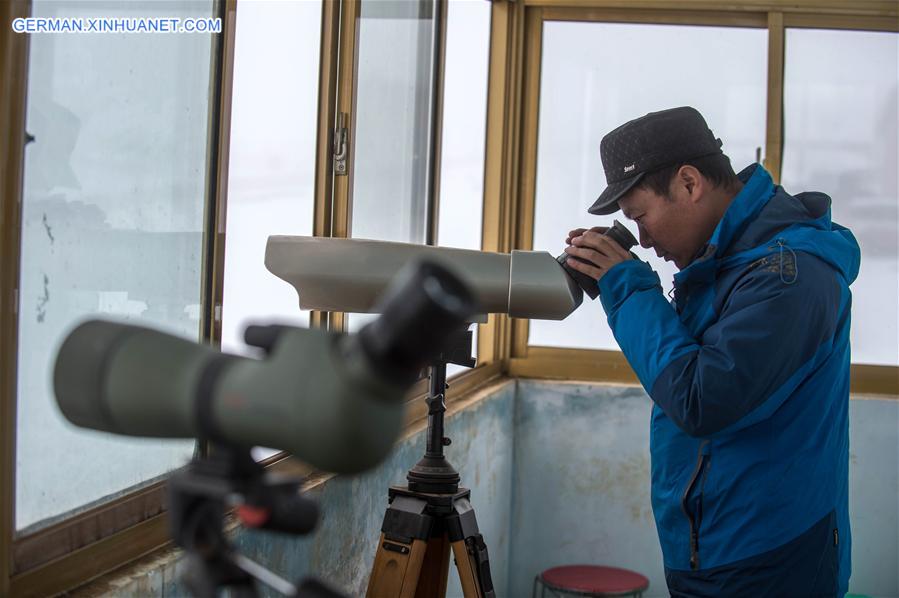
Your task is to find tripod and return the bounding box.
[366,329,496,598]
[169,444,347,598]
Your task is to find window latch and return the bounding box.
[333,112,348,176]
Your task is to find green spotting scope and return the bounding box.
[53,260,477,474]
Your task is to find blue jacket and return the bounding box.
[598,164,859,597]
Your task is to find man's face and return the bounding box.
[618,183,706,271]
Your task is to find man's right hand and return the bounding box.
[565,226,608,245]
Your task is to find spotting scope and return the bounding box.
[54,261,477,474]
[264,225,638,320]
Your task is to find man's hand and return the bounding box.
[565,226,606,245]
[563,227,633,283]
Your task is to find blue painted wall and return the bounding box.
[93,379,897,598]
[846,398,899,597]
[509,381,664,597]
[233,380,517,598]
[511,380,899,598]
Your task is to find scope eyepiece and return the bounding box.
[557,219,638,300]
[604,220,638,251]
[357,260,478,385]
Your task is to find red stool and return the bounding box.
[533,565,649,597]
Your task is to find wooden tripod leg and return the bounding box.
[446,496,496,598]
[413,534,451,598]
[451,539,485,598]
[366,533,428,598]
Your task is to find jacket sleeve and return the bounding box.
[598,254,844,437]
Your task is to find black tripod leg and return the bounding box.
[447,497,495,598]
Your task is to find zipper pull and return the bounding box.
[690,531,699,570]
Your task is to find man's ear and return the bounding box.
[676,165,704,203]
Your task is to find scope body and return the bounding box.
[54,261,476,474]
[265,236,585,320]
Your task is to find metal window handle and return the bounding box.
[333,113,347,175]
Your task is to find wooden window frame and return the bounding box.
[265,0,505,542]
[1,2,32,593]
[0,0,240,594]
[0,1,507,594]
[322,0,499,373]
[499,0,899,397]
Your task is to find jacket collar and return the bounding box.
[674,164,775,285]
[707,164,775,256]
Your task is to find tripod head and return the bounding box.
[406,326,476,494]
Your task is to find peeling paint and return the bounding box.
[77,382,897,598]
[221,381,515,598]
[36,273,49,322]
[510,380,665,597]
[42,212,55,244]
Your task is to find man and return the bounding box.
[563,107,859,597]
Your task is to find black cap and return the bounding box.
[588,106,723,215]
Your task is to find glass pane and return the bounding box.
[781,29,898,366]
[221,0,322,356]
[222,0,322,463]
[15,0,215,532]
[437,0,489,252]
[347,0,438,334]
[349,0,436,244]
[437,0,491,376]
[529,22,767,350]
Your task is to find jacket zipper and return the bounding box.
[681,440,710,570]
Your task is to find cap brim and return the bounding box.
[587,172,644,215]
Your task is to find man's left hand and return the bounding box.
[564,230,634,283]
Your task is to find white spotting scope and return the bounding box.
[264,236,585,320]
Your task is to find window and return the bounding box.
[528,21,768,350]
[346,0,439,334]
[221,0,323,462]
[350,0,437,245]
[781,28,898,366]
[343,0,491,377]
[437,0,489,253]
[437,0,491,376]
[221,0,322,355]
[15,0,216,532]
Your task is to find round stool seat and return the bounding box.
[539,565,649,596]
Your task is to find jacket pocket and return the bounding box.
[681,440,711,571]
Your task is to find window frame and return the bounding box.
[0,0,504,593]
[501,0,899,396]
[265,0,503,521]
[320,0,499,381]
[1,2,31,593]
[0,0,238,593]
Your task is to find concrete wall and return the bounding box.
[235,379,517,598]
[510,380,899,598]
[846,398,899,597]
[83,379,897,598]
[509,381,665,597]
[82,380,516,597]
